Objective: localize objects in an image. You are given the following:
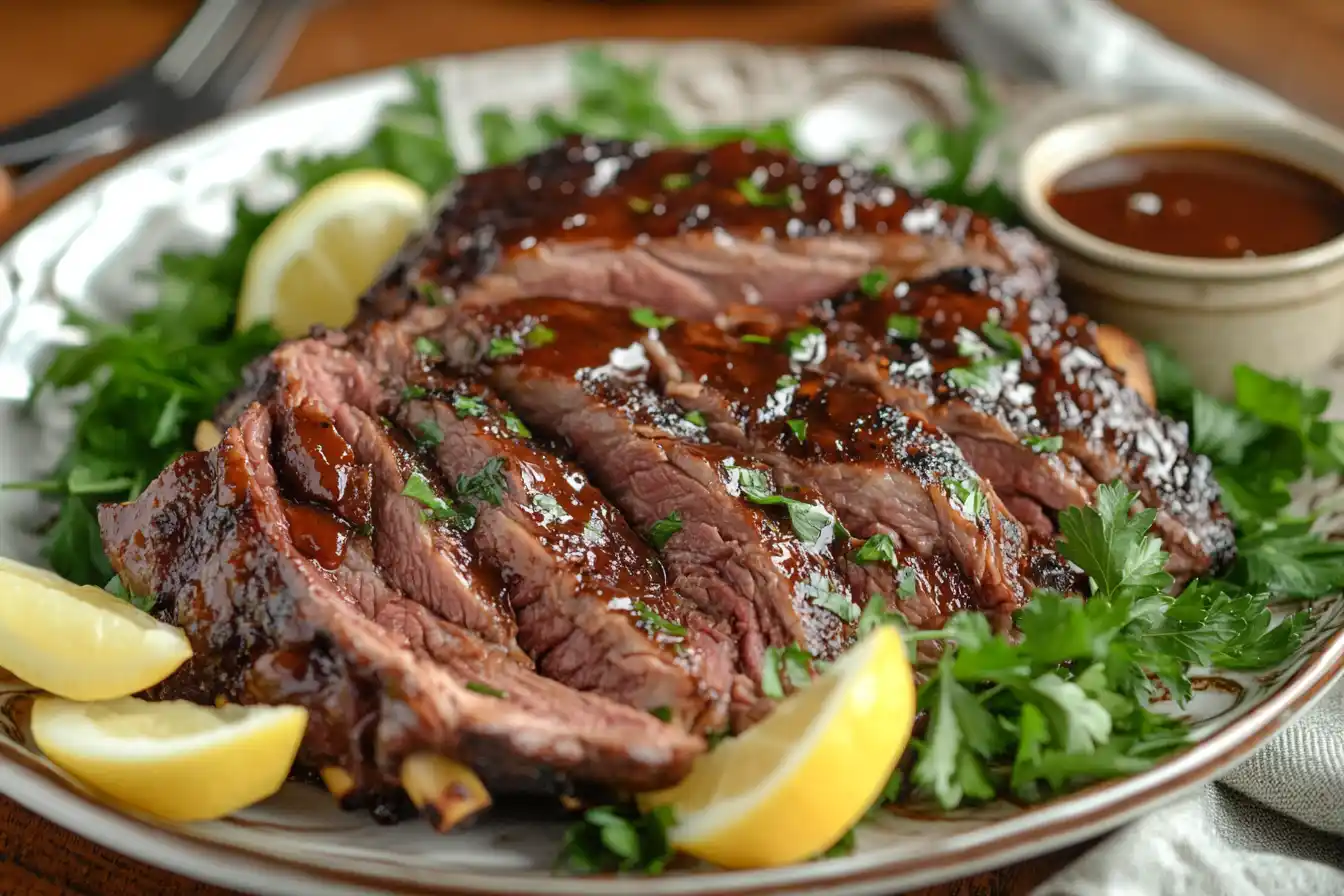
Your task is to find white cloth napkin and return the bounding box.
[937,1,1344,892]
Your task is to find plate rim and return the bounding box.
[2,38,1342,895]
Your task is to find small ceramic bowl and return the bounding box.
[1016,104,1344,398]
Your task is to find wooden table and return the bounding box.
[0,0,1325,892]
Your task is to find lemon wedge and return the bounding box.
[0,557,192,701]
[236,169,429,339]
[639,626,915,868]
[31,696,308,822]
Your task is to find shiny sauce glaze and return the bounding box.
[282,502,350,570]
[401,375,693,652]
[472,299,862,661]
[412,137,1020,272]
[275,398,373,527]
[1047,144,1344,258]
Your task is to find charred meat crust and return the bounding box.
[99,406,703,798]
[359,137,1056,323]
[811,271,1235,578]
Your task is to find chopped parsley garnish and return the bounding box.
[531,493,572,525]
[630,307,676,330]
[661,172,693,191]
[525,324,557,347]
[897,565,918,599]
[980,318,1023,359]
[415,280,446,306]
[501,411,532,438]
[944,478,987,521]
[886,314,921,341]
[786,419,807,443]
[684,410,707,428]
[487,337,521,360]
[776,374,800,389]
[735,177,801,208]
[558,804,676,875]
[414,418,444,448]
[853,533,896,566]
[401,471,473,528]
[355,522,376,538]
[452,394,488,418]
[582,516,606,545]
[802,573,860,623]
[456,457,508,507]
[414,336,444,359]
[783,326,826,365]
[740,334,772,345]
[633,601,687,638]
[649,706,673,722]
[1025,434,1063,454]
[732,466,851,547]
[859,268,891,298]
[760,644,814,699]
[946,362,998,392]
[628,197,653,213]
[402,384,428,400]
[649,511,683,549]
[465,681,507,699]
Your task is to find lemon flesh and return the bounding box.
[31,696,308,822]
[236,169,429,339]
[639,626,916,868]
[0,557,192,701]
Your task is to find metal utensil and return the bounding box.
[0,0,312,196]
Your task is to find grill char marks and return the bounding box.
[417,309,879,704]
[99,405,703,801]
[390,374,736,734]
[813,271,1235,577]
[249,339,735,734]
[361,137,1055,323]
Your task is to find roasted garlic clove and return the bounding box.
[399,752,491,832]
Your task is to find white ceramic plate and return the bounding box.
[0,41,1341,896]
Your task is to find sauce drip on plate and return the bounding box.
[1047,144,1344,259]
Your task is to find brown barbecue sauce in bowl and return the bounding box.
[1017,105,1344,396]
[1046,144,1344,260]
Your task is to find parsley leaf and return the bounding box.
[414,418,444,449]
[786,419,807,443]
[531,493,572,526]
[1024,434,1063,454]
[760,644,814,699]
[487,337,521,360]
[740,334,772,345]
[633,601,687,638]
[558,804,677,875]
[401,471,474,528]
[630,307,676,330]
[452,394,487,418]
[525,324,557,347]
[859,268,890,298]
[649,511,683,549]
[732,468,851,547]
[501,411,532,438]
[684,410,706,428]
[886,314,921,341]
[415,336,444,359]
[456,458,508,507]
[465,681,507,699]
[853,533,897,566]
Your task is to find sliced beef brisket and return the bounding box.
[810,271,1235,577]
[359,138,1056,324]
[99,405,702,800]
[235,339,734,734]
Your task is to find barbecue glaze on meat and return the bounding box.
[100,138,1233,828]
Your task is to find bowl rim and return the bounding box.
[1016,103,1344,281]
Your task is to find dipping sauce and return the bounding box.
[1047,144,1344,259]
